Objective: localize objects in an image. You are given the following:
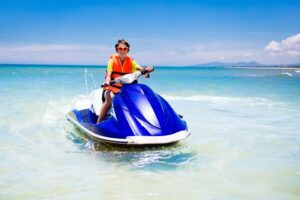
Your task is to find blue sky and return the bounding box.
[0,0,299,65]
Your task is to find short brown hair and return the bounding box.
[115,38,130,52]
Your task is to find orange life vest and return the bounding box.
[104,54,133,94]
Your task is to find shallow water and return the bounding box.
[0,65,300,199]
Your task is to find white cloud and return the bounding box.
[265,41,281,52]
[219,56,225,60]
[2,38,297,65]
[243,53,252,58]
[132,42,259,65]
[0,44,111,65]
[265,33,300,57]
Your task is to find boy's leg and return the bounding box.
[97,91,114,123]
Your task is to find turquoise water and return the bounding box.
[1,65,300,199]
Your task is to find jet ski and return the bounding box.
[66,69,190,146]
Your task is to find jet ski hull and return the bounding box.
[67,84,190,146]
[66,110,190,146]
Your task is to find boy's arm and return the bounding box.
[132,60,153,72]
[105,59,113,84]
[105,71,112,84]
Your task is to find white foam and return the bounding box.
[42,108,61,126]
[161,94,280,106]
[281,72,293,77]
[295,70,300,73]
[40,95,91,128]
[74,99,91,110]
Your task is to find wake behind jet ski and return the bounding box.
[66,70,190,146]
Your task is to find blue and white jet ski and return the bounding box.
[66,70,190,146]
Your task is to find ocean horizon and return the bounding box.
[1,63,300,69]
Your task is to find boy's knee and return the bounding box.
[105,91,114,103]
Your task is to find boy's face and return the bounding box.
[116,43,129,57]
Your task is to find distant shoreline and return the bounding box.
[0,63,300,69]
[223,66,300,70]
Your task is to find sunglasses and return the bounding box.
[117,47,129,51]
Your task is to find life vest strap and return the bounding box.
[110,84,122,89]
[111,71,127,76]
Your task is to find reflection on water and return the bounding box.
[67,128,196,171]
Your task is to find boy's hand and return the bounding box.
[101,82,109,88]
[143,66,154,78]
[145,66,154,72]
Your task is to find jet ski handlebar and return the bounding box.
[101,67,154,87]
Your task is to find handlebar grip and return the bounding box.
[101,80,116,88]
[141,67,154,75]
[110,80,116,85]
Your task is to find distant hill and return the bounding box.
[285,63,300,67]
[189,61,300,68]
[191,61,262,67]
